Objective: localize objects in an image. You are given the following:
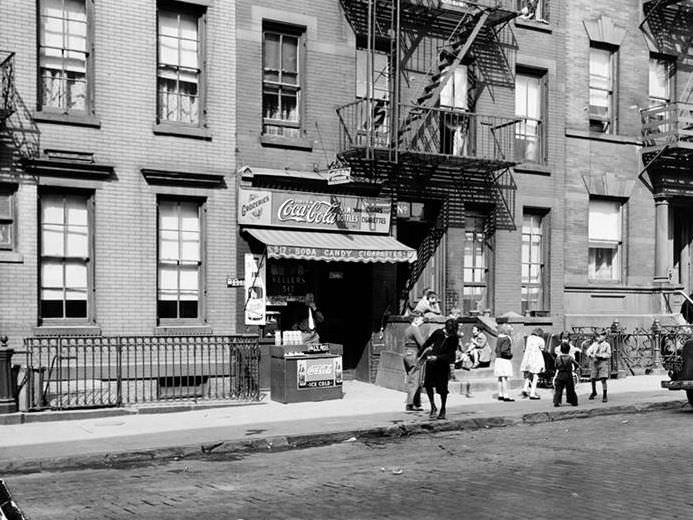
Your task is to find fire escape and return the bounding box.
[336,0,520,293]
[639,1,693,193]
[0,51,40,166]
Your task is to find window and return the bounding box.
[40,192,92,321]
[462,214,487,314]
[588,199,623,281]
[355,49,390,147]
[263,24,303,137]
[517,0,548,21]
[649,55,674,107]
[157,3,204,125]
[0,188,15,250]
[521,211,547,313]
[39,0,91,113]
[440,66,470,156]
[515,71,545,163]
[356,49,389,101]
[589,45,616,134]
[158,199,203,321]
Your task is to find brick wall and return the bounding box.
[0,0,238,348]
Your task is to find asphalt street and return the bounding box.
[5,407,693,520]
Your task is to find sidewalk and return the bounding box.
[0,375,688,474]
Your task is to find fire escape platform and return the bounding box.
[641,102,693,168]
[339,0,518,39]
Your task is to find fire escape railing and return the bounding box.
[641,102,693,150]
[0,50,40,160]
[337,98,520,163]
[0,51,14,122]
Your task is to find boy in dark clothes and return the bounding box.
[553,340,579,407]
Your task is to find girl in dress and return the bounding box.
[494,324,515,402]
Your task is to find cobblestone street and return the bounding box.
[6,407,693,519]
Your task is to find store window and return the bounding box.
[157,199,204,321]
[38,0,92,114]
[0,188,15,251]
[462,214,487,314]
[649,55,674,107]
[589,45,616,134]
[157,2,205,126]
[588,199,623,281]
[515,70,546,163]
[39,192,93,321]
[521,211,548,314]
[263,23,304,138]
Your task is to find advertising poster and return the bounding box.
[244,253,266,326]
[297,356,343,389]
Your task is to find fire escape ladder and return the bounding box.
[641,0,693,56]
[488,166,517,232]
[398,10,488,148]
[470,21,515,99]
[0,52,40,161]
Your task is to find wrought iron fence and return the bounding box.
[556,324,693,380]
[21,335,261,411]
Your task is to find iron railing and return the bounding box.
[21,335,261,411]
[337,98,519,163]
[557,324,693,380]
[641,101,693,150]
[0,51,14,122]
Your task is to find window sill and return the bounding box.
[32,325,102,336]
[153,122,213,140]
[565,128,640,145]
[0,251,23,263]
[155,325,213,336]
[514,17,552,33]
[260,134,314,151]
[33,111,101,128]
[514,162,551,175]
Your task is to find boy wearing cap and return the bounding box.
[586,331,611,402]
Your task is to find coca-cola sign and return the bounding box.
[238,188,390,233]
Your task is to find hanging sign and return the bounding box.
[327,167,352,185]
[244,254,266,326]
[238,188,391,233]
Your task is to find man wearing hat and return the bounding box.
[586,330,612,402]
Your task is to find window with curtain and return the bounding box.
[515,71,544,163]
[158,199,203,320]
[462,214,487,314]
[588,199,623,281]
[263,25,302,137]
[40,192,92,320]
[39,0,89,113]
[521,211,547,313]
[158,5,203,125]
[589,46,615,134]
[0,188,15,251]
[649,56,673,107]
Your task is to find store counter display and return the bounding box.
[270,343,343,403]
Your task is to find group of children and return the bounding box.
[519,328,613,407]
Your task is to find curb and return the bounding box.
[3,399,688,475]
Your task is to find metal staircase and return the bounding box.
[0,51,40,161]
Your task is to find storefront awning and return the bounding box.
[245,228,417,264]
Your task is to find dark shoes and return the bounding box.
[437,410,446,420]
[554,403,560,407]
[502,397,515,402]
[602,397,608,403]
[588,392,597,400]
[520,391,529,398]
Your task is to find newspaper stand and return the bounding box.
[270,343,343,403]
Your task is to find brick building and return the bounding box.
[2,0,691,369]
[0,0,237,349]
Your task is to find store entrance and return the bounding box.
[674,205,693,292]
[267,260,373,370]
